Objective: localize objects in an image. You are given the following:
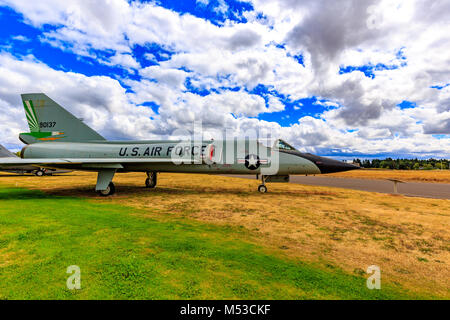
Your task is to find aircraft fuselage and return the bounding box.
[21,140,329,175]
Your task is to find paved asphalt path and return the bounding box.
[228,175,450,200]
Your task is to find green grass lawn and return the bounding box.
[0,186,420,299]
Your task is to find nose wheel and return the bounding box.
[258,175,268,193]
[258,184,267,193]
[145,171,157,188]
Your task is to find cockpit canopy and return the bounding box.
[274,139,297,151]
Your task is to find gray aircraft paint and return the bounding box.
[0,143,37,173]
[0,93,358,193]
[19,93,104,144]
[0,144,17,158]
[20,140,321,175]
[0,143,72,175]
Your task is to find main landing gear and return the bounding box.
[98,182,115,196]
[95,171,158,197]
[96,169,117,196]
[258,175,268,193]
[145,171,157,188]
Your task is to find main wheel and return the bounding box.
[145,172,157,188]
[258,184,267,193]
[98,182,115,196]
[35,170,45,177]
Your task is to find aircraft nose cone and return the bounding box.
[296,153,360,174]
[314,157,360,174]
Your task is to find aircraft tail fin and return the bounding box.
[19,93,105,144]
[0,144,18,158]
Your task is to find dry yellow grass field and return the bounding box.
[328,169,450,184]
[1,172,449,298]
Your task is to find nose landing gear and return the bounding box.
[258,184,267,193]
[258,175,268,193]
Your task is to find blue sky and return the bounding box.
[0,1,320,126]
[0,0,449,158]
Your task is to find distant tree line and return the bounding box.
[352,158,450,170]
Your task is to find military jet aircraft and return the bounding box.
[0,94,358,195]
[0,143,48,176]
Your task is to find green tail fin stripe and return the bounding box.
[25,100,39,130]
[24,100,37,122]
[23,100,39,132]
[26,113,37,127]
